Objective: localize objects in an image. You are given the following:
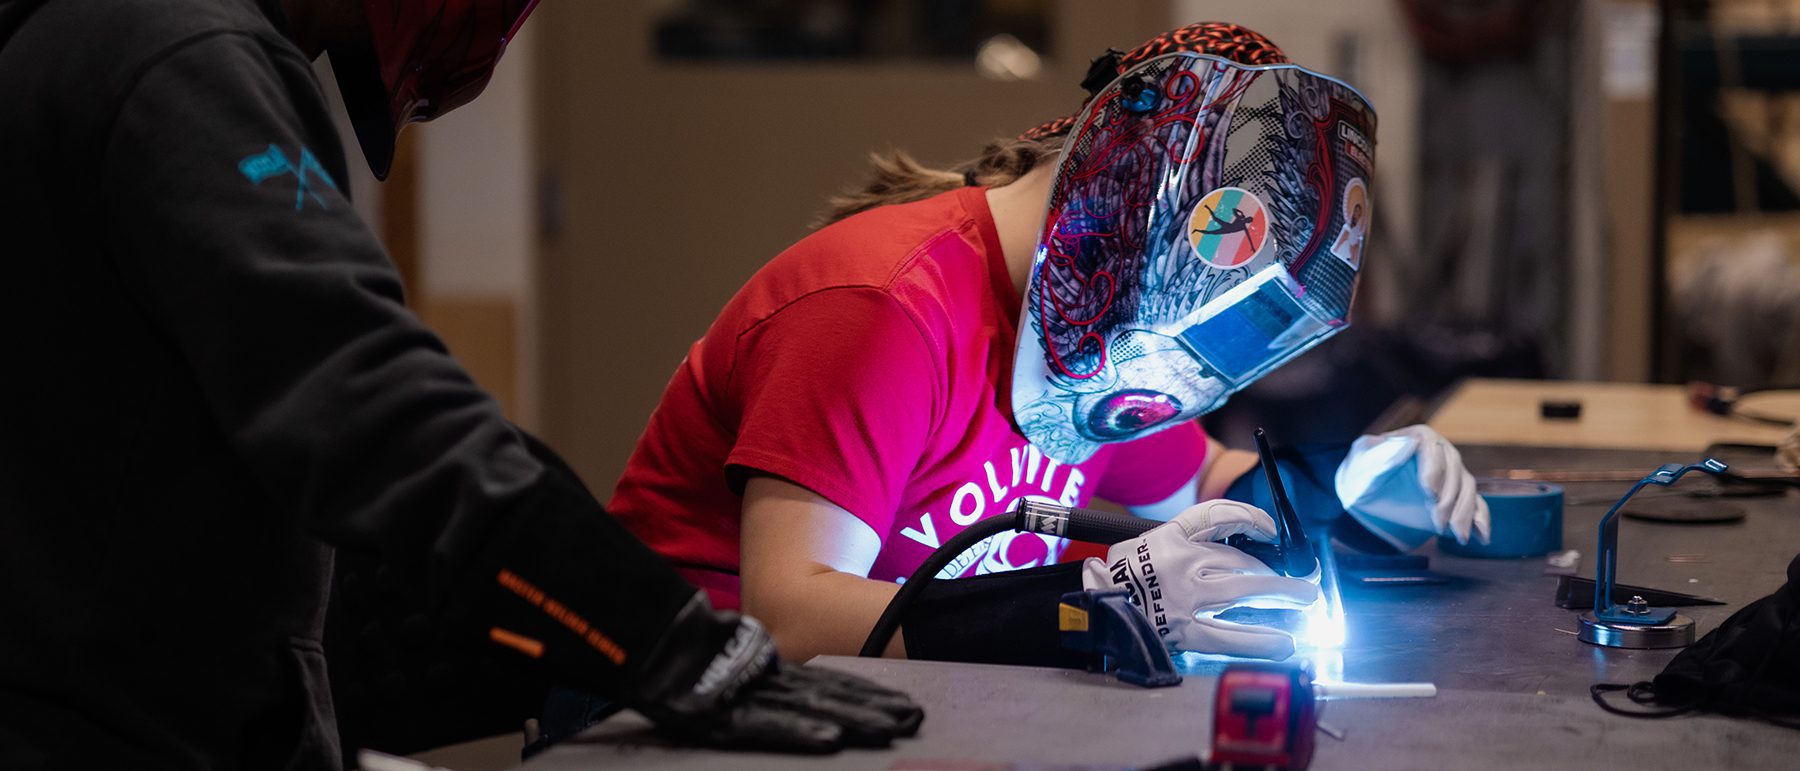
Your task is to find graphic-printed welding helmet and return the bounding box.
[1010,23,1377,463]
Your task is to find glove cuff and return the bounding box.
[1079,556,1112,593]
[470,467,699,697]
[630,593,777,723]
[900,562,1088,669]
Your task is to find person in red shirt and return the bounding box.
[610,22,1491,667]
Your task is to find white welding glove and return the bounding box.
[1334,424,1491,550]
[1081,500,1321,660]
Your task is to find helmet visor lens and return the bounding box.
[1171,263,1335,385]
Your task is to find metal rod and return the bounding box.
[1486,467,1794,483]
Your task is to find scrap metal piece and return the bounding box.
[1554,574,1725,609]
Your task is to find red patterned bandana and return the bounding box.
[1021,21,1288,141]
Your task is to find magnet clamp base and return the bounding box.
[1577,612,1696,649]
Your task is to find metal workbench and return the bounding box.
[519,445,1800,770]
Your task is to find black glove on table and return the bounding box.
[629,594,925,753]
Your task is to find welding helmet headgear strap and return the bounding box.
[1022,21,1291,143]
[1010,53,1377,463]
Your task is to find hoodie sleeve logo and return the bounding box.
[238,144,339,211]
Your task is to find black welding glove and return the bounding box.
[629,594,925,753]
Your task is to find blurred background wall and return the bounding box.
[529,0,1174,488]
[315,22,542,427]
[323,0,1800,500]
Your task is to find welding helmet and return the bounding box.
[330,0,540,179]
[1010,23,1377,463]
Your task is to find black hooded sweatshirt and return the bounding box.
[0,1,699,768]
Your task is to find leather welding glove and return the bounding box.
[1080,500,1321,660]
[1334,424,1491,550]
[629,594,924,753]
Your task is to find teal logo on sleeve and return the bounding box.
[238,145,338,210]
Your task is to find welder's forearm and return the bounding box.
[741,568,904,661]
[900,562,1089,668]
[1130,440,1259,521]
[736,475,1080,665]
[739,475,907,659]
[1201,444,1260,501]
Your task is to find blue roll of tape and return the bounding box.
[1438,479,1564,558]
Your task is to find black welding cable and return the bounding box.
[858,514,1017,658]
[1593,682,1800,729]
[1589,682,1694,719]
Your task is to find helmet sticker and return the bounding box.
[1329,178,1369,269]
[1187,186,1272,269]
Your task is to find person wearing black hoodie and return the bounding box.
[0,1,918,768]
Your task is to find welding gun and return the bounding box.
[1014,500,1307,577]
[1019,429,1316,576]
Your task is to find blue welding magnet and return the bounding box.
[1438,479,1564,558]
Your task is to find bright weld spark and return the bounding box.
[1300,538,1347,656]
[1172,537,1349,679]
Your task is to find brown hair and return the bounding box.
[816,22,1287,227]
[815,135,1065,227]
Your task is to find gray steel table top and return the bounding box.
[520,445,1800,770]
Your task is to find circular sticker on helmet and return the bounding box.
[1187,187,1271,268]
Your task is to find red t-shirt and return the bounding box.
[607,187,1208,609]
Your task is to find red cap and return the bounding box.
[333,0,540,179]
